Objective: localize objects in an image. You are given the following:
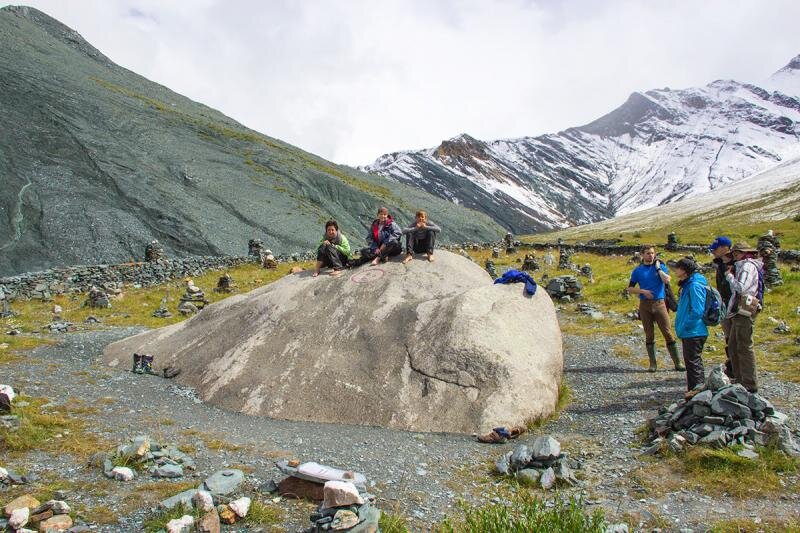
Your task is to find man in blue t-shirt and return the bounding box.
[627,244,684,373]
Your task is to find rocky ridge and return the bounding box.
[364,54,800,233]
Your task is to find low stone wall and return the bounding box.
[0,256,262,300]
[3,240,798,301]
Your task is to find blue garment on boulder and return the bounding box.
[494,269,537,295]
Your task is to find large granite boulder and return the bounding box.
[102,251,563,433]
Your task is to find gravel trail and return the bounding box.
[1,327,798,531]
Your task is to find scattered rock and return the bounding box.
[540,467,556,489]
[229,497,251,518]
[9,507,29,529]
[166,514,194,533]
[532,435,561,460]
[160,489,198,511]
[201,469,244,496]
[111,467,135,482]
[5,494,40,517]
[192,490,215,512]
[196,509,221,533]
[37,514,73,531]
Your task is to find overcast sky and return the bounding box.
[7,1,800,164]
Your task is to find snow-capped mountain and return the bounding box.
[363,54,800,233]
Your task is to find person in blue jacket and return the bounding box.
[674,257,709,393]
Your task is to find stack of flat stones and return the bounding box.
[521,254,540,272]
[179,281,208,314]
[558,247,574,270]
[3,495,73,532]
[305,484,380,533]
[90,435,195,482]
[545,276,583,301]
[495,436,580,490]
[152,297,172,318]
[145,240,165,262]
[484,260,498,279]
[84,285,111,308]
[644,366,800,457]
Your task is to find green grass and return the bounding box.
[678,444,798,497]
[436,494,606,533]
[0,395,109,460]
[710,518,800,532]
[380,511,411,533]
[244,500,283,526]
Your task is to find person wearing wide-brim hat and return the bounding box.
[724,241,764,393]
[708,236,735,378]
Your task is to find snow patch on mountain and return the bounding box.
[364,54,800,232]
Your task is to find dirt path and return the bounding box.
[1,327,798,531]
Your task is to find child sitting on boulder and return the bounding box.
[402,210,441,264]
[313,220,351,277]
[359,207,402,266]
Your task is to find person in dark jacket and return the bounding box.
[313,220,351,277]
[360,207,402,266]
[674,257,709,393]
[709,236,734,377]
[402,210,441,264]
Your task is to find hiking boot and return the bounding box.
[667,342,685,371]
[646,343,657,372]
[141,354,157,375]
[132,353,144,374]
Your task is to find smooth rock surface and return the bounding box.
[104,251,563,433]
[202,469,244,496]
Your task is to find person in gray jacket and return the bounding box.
[402,210,441,263]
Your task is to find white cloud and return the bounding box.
[6,0,800,164]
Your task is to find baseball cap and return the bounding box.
[708,236,732,252]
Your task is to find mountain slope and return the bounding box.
[365,55,800,233]
[0,5,503,275]
[534,155,800,243]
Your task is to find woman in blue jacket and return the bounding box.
[674,258,709,393]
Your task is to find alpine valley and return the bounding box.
[364,55,800,234]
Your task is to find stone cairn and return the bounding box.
[90,434,196,483]
[2,493,73,532]
[545,276,583,302]
[0,285,15,318]
[491,247,500,259]
[178,279,208,315]
[579,263,594,283]
[213,273,236,293]
[758,230,783,287]
[558,246,574,270]
[521,253,540,272]
[248,239,265,259]
[665,232,679,251]
[84,285,111,308]
[643,365,800,457]
[271,460,380,533]
[152,296,172,318]
[262,249,278,269]
[504,232,516,254]
[543,249,555,267]
[144,239,165,262]
[156,468,251,529]
[495,435,580,490]
[484,260,498,280]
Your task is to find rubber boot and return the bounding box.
[141,354,158,375]
[132,353,143,374]
[667,342,685,371]
[646,343,657,373]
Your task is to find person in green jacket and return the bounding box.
[313,220,351,277]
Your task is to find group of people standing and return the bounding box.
[628,238,764,396]
[312,207,441,277]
